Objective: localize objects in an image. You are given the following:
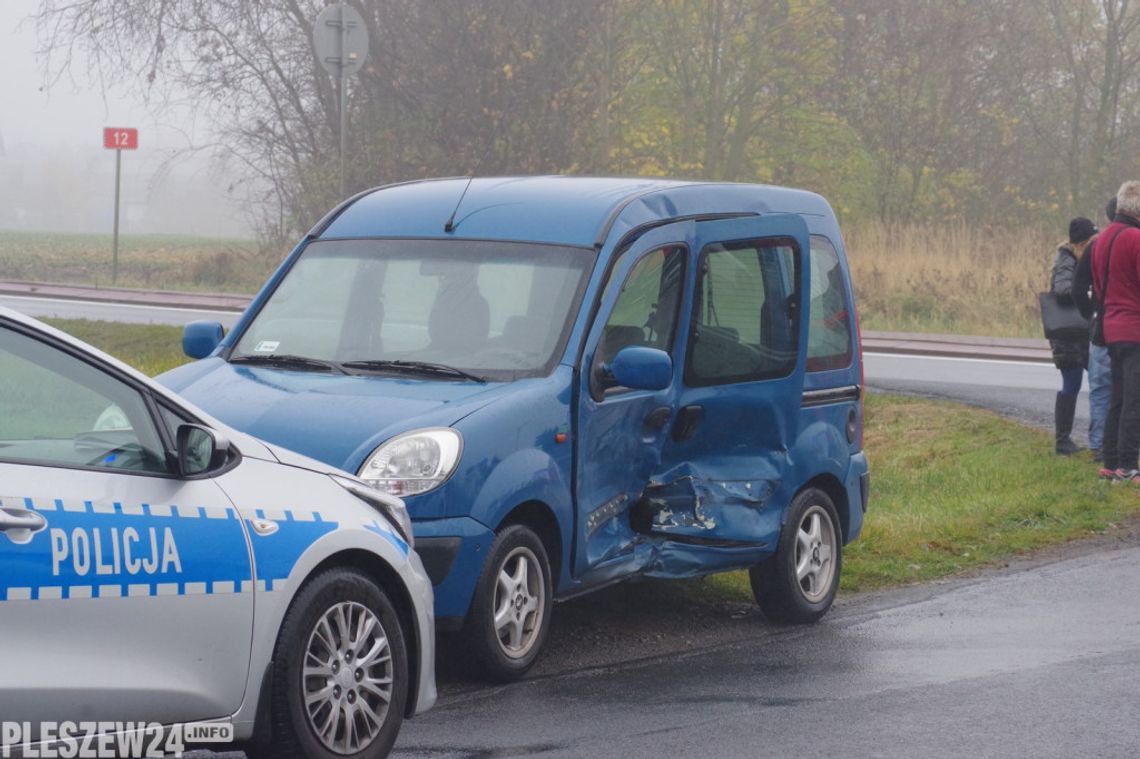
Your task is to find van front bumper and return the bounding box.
[412,516,495,628]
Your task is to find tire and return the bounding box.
[464,524,553,682]
[264,568,409,759]
[750,488,842,624]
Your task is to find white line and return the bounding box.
[864,352,1051,368]
[0,295,239,316]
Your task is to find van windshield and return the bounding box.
[231,239,596,381]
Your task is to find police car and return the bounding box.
[0,307,435,759]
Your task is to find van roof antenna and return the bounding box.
[443,94,515,234]
[444,176,474,233]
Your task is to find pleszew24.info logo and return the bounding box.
[1,721,233,758]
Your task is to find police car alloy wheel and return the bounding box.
[749,488,843,624]
[466,524,553,682]
[270,568,409,759]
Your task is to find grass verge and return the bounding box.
[41,320,1139,596]
[43,319,191,377]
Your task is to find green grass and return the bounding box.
[43,319,191,376]
[0,230,276,293]
[37,319,1140,597]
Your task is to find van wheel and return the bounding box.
[466,524,553,682]
[266,568,408,759]
[750,488,842,624]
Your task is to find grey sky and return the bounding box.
[0,1,252,237]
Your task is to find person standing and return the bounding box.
[1050,217,1097,454]
[1074,197,1117,460]
[1092,181,1140,480]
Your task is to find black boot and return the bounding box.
[1056,392,1082,455]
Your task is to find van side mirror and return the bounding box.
[183,321,224,359]
[176,424,230,476]
[603,346,673,392]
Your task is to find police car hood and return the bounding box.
[158,357,511,472]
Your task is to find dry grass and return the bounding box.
[845,221,1057,337]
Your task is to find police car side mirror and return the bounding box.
[176,424,230,477]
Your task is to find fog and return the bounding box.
[0,0,253,238]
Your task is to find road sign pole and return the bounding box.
[112,148,122,285]
[103,127,137,286]
[338,1,348,199]
[313,2,368,201]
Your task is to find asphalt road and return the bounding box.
[388,544,1140,758]
[865,351,1084,441]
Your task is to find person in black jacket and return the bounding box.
[1051,217,1098,454]
[1074,198,1117,460]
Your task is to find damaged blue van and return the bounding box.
[162,177,870,680]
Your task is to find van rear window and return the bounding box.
[806,235,853,372]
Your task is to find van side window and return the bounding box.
[598,245,686,367]
[807,236,853,371]
[685,239,800,385]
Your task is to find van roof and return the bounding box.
[318,175,833,248]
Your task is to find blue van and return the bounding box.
[162,177,870,680]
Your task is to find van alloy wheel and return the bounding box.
[466,524,553,681]
[493,546,545,659]
[750,488,843,624]
[793,505,837,603]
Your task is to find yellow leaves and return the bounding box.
[502,63,513,80]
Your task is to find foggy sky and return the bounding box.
[0,0,253,237]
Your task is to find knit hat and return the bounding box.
[1069,217,1097,244]
[1106,196,1118,222]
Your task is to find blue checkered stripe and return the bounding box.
[0,495,337,602]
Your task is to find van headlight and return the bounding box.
[357,428,463,497]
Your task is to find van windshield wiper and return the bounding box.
[341,359,487,383]
[229,354,347,374]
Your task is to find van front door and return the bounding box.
[572,222,691,583]
[573,214,811,584]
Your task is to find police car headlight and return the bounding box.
[330,474,414,548]
[357,428,462,497]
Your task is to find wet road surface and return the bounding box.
[388,544,1140,758]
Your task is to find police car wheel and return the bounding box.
[465,524,553,682]
[749,488,842,625]
[268,568,409,759]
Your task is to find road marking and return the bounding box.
[865,352,1051,368]
[0,295,239,317]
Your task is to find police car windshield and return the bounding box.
[231,239,596,382]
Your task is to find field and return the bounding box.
[0,230,277,294]
[6,223,1060,337]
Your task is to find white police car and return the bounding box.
[0,307,435,759]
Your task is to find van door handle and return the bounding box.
[644,406,673,430]
[672,405,704,441]
[0,507,48,545]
